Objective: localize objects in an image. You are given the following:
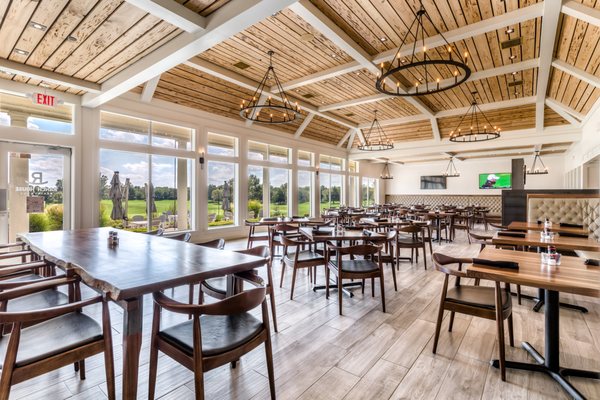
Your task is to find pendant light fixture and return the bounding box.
[449,92,501,142]
[240,50,300,124]
[380,162,393,180]
[375,0,470,97]
[527,150,548,175]
[358,110,394,151]
[442,156,460,177]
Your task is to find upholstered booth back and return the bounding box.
[385,195,501,213]
[527,194,600,240]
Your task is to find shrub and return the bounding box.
[214,214,223,222]
[29,213,49,232]
[247,200,262,219]
[99,204,111,227]
[46,204,63,231]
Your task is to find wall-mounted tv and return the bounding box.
[479,173,512,189]
[420,175,447,189]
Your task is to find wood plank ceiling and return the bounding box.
[0,0,598,151]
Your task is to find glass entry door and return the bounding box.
[0,142,71,244]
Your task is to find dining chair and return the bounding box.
[279,235,325,300]
[269,223,301,261]
[143,228,164,236]
[371,230,398,291]
[166,232,191,242]
[450,212,472,243]
[412,220,433,257]
[432,253,513,381]
[0,277,116,400]
[326,243,386,315]
[189,239,225,314]
[396,224,428,269]
[245,220,269,249]
[148,273,275,400]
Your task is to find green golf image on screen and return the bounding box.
[479,173,512,189]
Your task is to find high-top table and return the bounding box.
[467,247,600,400]
[507,221,588,236]
[19,227,265,400]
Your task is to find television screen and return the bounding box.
[479,173,512,189]
[420,175,446,189]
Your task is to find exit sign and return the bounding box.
[32,93,57,107]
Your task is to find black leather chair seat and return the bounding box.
[0,313,102,368]
[284,251,324,263]
[160,313,263,357]
[202,277,227,294]
[397,237,423,245]
[446,286,510,310]
[7,289,69,312]
[330,259,380,273]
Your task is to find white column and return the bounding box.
[176,155,188,230]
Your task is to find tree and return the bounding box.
[211,188,223,215]
[99,174,109,199]
[248,174,263,201]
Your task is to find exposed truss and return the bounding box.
[124,0,207,33]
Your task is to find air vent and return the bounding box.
[508,80,523,87]
[501,37,522,49]
[302,93,315,99]
[345,113,355,117]
[233,61,250,70]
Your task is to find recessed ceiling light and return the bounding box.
[29,21,47,31]
[509,55,517,60]
[300,33,314,42]
[506,28,514,34]
[380,37,387,42]
[66,35,77,42]
[331,53,337,58]
[14,49,29,56]
[512,71,517,75]
[39,82,52,88]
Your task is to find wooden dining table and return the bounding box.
[19,227,266,400]
[467,247,600,400]
[507,221,588,236]
[258,217,310,225]
[491,230,600,252]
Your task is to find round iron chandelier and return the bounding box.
[240,51,300,124]
[442,156,460,177]
[375,0,470,97]
[358,110,394,151]
[527,150,549,175]
[380,162,394,180]
[449,92,501,142]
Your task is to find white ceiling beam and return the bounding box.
[0,58,101,93]
[184,57,356,129]
[551,59,600,89]
[319,93,387,112]
[535,0,562,133]
[346,129,356,150]
[372,3,544,65]
[562,1,600,27]
[356,128,366,145]
[349,126,581,160]
[82,0,297,108]
[275,61,362,92]
[294,113,315,138]
[337,128,354,147]
[431,118,441,142]
[582,96,600,126]
[359,114,429,129]
[140,75,160,103]
[124,0,206,33]
[245,93,268,126]
[545,97,583,126]
[289,0,434,118]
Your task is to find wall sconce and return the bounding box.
[199,152,205,169]
[315,167,319,176]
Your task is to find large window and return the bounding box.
[270,168,289,217]
[349,175,359,207]
[99,112,195,232]
[297,170,312,217]
[247,165,264,221]
[207,133,238,228]
[0,91,74,134]
[320,172,343,211]
[320,155,344,171]
[248,141,290,163]
[362,177,378,207]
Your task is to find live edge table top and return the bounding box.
[19,227,265,301]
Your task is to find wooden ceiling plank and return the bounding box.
[294,112,315,138]
[544,97,582,126]
[0,57,100,92]
[535,0,561,133]
[0,0,38,59]
[561,1,600,28]
[276,61,362,91]
[82,0,298,108]
[125,0,207,33]
[552,58,600,89]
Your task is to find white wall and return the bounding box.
[564,106,600,189]
[385,154,566,195]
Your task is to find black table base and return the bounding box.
[313,281,362,297]
[509,289,589,313]
[492,290,599,400]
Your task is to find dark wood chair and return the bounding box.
[396,224,428,269]
[325,243,386,315]
[279,235,325,300]
[0,277,115,400]
[412,221,433,256]
[269,223,301,261]
[143,228,164,236]
[148,273,275,400]
[372,230,398,292]
[432,253,513,381]
[245,220,269,249]
[165,232,191,242]
[189,239,226,315]
[450,212,472,243]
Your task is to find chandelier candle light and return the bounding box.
[375,0,470,96]
[442,156,460,177]
[240,50,301,124]
[527,150,549,175]
[380,162,393,180]
[449,92,501,142]
[358,110,394,151]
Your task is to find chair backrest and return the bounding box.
[166,232,191,242]
[235,245,270,260]
[194,238,225,250]
[279,235,303,247]
[327,243,381,257]
[272,223,298,233]
[398,224,422,234]
[432,253,472,277]
[143,228,164,236]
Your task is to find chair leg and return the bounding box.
[390,262,398,291]
[279,263,285,288]
[290,267,298,300]
[265,332,276,400]
[495,283,507,381]
[361,279,365,294]
[432,304,445,354]
[379,274,386,313]
[325,266,330,299]
[371,277,375,297]
[338,274,343,315]
[516,285,522,305]
[422,246,427,270]
[266,266,278,333]
[79,360,86,380]
[507,314,515,347]
[188,284,194,319]
[448,311,455,332]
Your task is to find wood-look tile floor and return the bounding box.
[9,231,600,399]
